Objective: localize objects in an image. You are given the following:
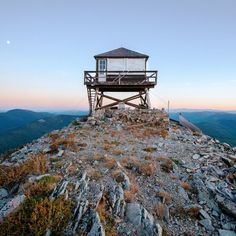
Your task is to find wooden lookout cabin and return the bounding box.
[84,47,157,114]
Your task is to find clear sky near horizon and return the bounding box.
[0,0,235,111]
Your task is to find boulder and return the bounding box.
[0,188,8,199]
[28,174,51,182]
[178,186,190,202]
[192,154,200,160]
[218,229,236,236]
[125,203,162,236]
[199,219,214,231]
[57,150,64,157]
[199,209,211,220]
[77,208,105,236]
[0,194,25,221]
[50,179,68,201]
[108,184,125,217]
[216,195,236,218]
[113,171,130,190]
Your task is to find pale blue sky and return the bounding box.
[0,0,235,111]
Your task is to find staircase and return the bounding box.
[87,88,96,114]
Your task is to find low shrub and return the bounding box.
[0,196,72,236]
[0,154,47,188]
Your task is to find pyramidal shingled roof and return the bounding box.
[94,47,149,59]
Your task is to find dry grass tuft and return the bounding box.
[132,130,144,139]
[181,181,191,191]
[97,196,117,236]
[67,133,77,139]
[160,129,168,138]
[66,164,78,176]
[110,140,121,146]
[93,154,103,161]
[124,190,135,203]
[171,204,200,218]
[112,149,124,156]
[139,162,156,176]
[124,183,139,203]
[155,203,167,220]
[157,156,169,161]
[115,171,139,203]
[111,170,122,182]
[157,180,165,187]
[144,155,154,161]
[185,206,200,217]
[88,169,103,180]
[160,159,173,173]
[48,133,60,141]
[49,135,77,153]
[137,127,169,139]
[130,183,139,194]
[121,157,156,176]
[103,156,117,169]
[103,143,112,151]
[110,130,117,138]
[157,191,172,204]
[77,142,87,148]
[0,153,47,187]
[143,147,157,153]
[171,175,179,180]
[24,175,60,198]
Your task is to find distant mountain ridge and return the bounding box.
[0,109,84,154]
[170,111,236,147]
[0,109,52,133]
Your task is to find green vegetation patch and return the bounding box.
[0,196,73,236]
[0,174,71,236]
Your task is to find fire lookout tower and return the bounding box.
[84,47,157,114]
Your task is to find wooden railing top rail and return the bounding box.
[84,70,158,73]
[84,70,158,85]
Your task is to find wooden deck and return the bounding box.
[84,70,157,90]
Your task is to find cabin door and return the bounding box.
[98,59,107,82]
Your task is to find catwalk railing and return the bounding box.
[84,70,157,86]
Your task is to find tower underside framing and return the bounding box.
[87,87,151,114]
[84,71,157,115]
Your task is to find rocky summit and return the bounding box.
[0,109,236,236]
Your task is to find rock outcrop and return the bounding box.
[0,109,236,236]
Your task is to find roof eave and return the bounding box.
[94,56,149,59]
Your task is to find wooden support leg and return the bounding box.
[95,91,104,109]
[145,89,151,108]
[92,88,99,114]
